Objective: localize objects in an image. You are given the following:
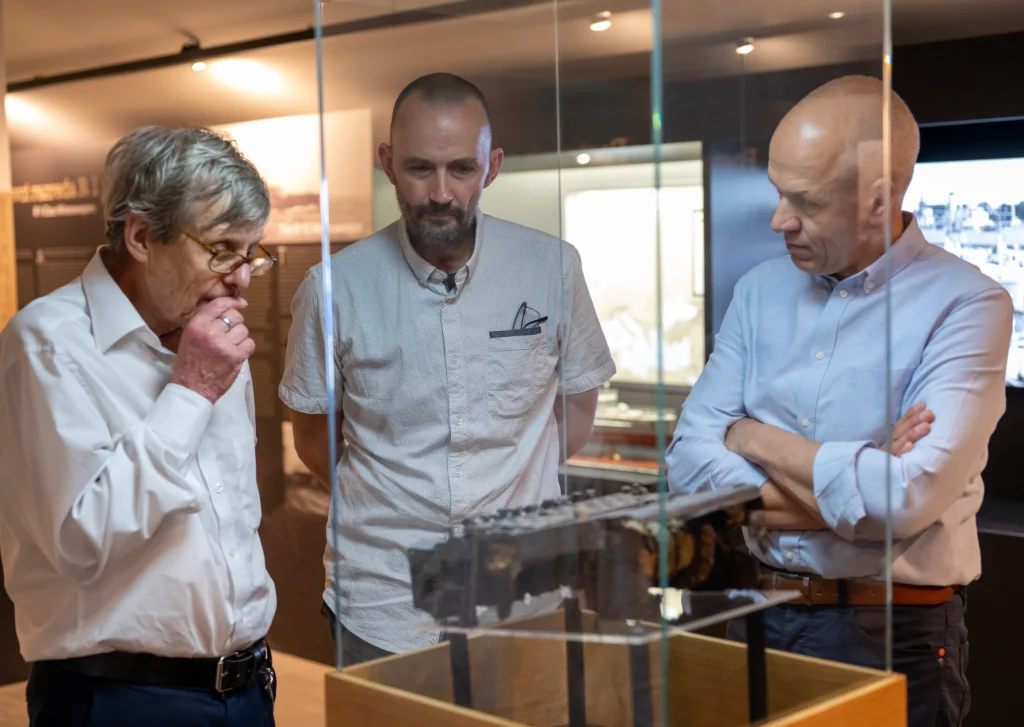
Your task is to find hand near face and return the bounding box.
[171,297,255,404]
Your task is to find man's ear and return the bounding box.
[122,212,153,264]
[867,177,891,226]
[484,147,504,188]
[378,143,397,185]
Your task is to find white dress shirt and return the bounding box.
[280,211,616,654]
[0,250,276,662]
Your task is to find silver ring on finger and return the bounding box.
[219,315,234,332]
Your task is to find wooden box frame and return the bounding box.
[324,610,905,726]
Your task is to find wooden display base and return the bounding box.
[325,610,906,727]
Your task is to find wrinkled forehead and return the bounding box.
[391,99,491,163]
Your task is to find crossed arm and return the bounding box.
[667,283,1011,541]
[725,405,933,530]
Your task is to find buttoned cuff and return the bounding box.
[147,383,214,456]
[813,440,871,541]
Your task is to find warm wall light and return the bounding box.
[192,61,208,72]
[206,59,284,95]
[590,11,612,32]
[4,95,44,125]
[735,37,755,55]
[576,153,592,165]
[829,11,846,19]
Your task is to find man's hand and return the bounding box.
[761,480,827,530]
[882,402,935,456]
[171,297,255,404]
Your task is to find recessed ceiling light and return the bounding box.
[192,61,208,72]
[590,11,612,32]
[829,11,846,19]
[735,38,755,55]
[576,153,592,165]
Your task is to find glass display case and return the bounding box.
[296,1,903,725]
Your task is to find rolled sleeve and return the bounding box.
[812,440,873,540]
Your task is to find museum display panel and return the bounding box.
[306,0,903,725]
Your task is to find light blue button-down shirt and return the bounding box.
[667,216,1013,586]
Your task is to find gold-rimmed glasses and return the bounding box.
[181,229,277,277]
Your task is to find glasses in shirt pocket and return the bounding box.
[485,326,548,419]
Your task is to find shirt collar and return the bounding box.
[81,248,157,353]
[819,212,927,294]
[397,208,483,293]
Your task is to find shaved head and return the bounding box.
[768,75,920,278]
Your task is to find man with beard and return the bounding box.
[667,76,1011,726]
[0,126,277,725]
[280,72,615,665]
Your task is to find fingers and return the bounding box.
[225,323,252,347]
[891,402,925,442]
[197,296,249,320]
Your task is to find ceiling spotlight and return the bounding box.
[735,37,755,55]
[590,11,612,32]
[576,153,592,166]
[191,61,208,72]
[829,11,846,19]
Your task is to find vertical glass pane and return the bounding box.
[660,1,903,725]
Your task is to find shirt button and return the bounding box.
[214,483,223,494]
[451,357,460,366]
[864,282,875,293]
[785,551,795,561]
[815,352,824,361]
[456,417,464,426]
[802,418,810,428]
[839,290,849,298]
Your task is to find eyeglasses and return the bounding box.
[180,229,277,277]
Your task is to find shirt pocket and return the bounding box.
[485,327,547,419]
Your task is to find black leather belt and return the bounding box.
[41,639,271,694]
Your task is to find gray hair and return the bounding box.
[103,126,271,254]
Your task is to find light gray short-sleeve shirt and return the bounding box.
[280,212,615,653]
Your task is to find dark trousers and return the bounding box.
[320,600,395,667]
[26,660,276,727]
[727,590,970,727]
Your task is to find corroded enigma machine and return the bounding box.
[409,484,767,626]
[406,485,773,727]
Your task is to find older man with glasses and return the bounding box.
[0,126,279,727]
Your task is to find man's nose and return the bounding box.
[771,205,800,234]
[429,173,454,204]
[225,262,251,292]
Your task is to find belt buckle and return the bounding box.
[801,576,812,604]
[215,655,228,693]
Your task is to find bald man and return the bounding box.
[279,73,615,665]
[668,75,1011,727]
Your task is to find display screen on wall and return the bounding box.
[905,157,1024,386]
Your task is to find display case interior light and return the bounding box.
[735,38,755,55]
[829,11,846,19]
[590,11,612,32]
[191,61,207,72]
[576,152,592,166]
